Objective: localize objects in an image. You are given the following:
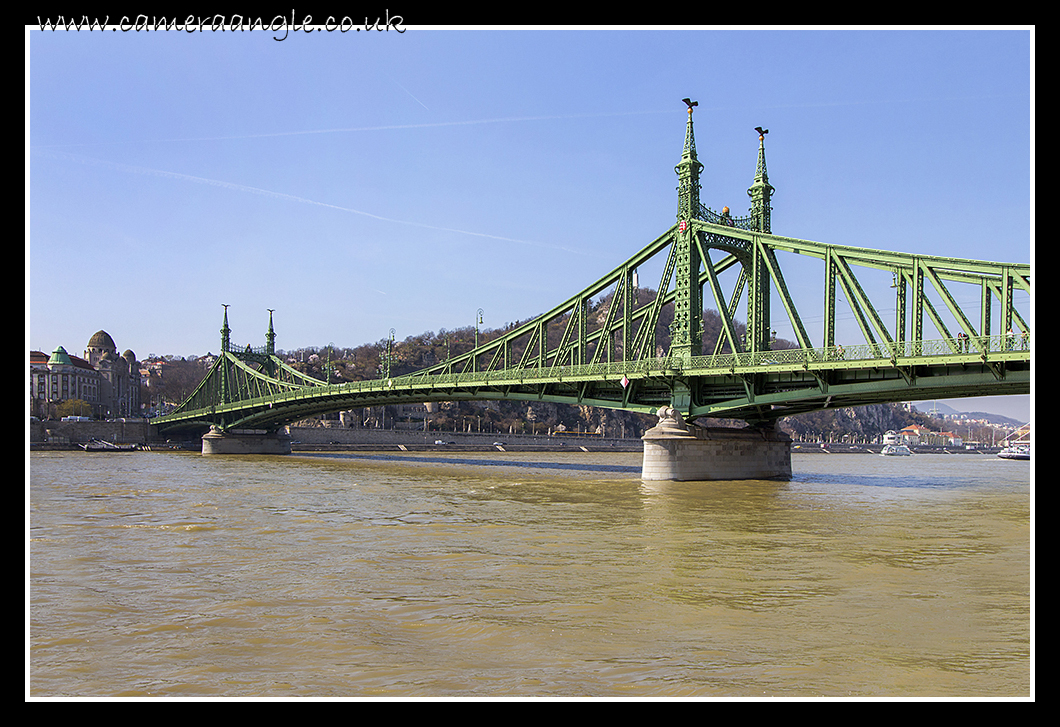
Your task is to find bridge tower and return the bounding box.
[218,304,232,421]
[200,306,292,455]
[644,106,791,480]
[745,128,776,357]
[670,98,704,363]
[266,308,276,356]
[748,127,774,234]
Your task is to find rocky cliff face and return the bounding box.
[778,403,934,442]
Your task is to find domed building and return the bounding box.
[84,330,117,365]
[30,330,142,419]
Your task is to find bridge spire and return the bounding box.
[266,309,276,356]
[219,304,231,414]
[747,127,775,234]
[669,98,704,392]
[676,98,703,220]
[220,304,231,353]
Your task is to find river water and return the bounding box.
[28,449,1032,699]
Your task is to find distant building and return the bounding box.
[896,424,962,447]
[30,330,142,419]
[898,424,932,445]
[938,431,963,447]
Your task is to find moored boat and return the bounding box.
[80,439,139,452]
[880,444,912,456]
[997,444,1030,460]
[996,424,1030,460]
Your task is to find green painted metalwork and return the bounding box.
[671,99,704,363]
[155,99,1030,435]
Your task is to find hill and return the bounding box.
[911,400,1026,427]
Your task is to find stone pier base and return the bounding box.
[642,407,791,481]
[201,426,292,455]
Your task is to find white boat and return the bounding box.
[996,424,1030,460]
[997,444,1030,460]
[880,444,912,456]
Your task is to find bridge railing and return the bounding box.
[697,204,757,231]
[355,332,1029,392]
[226,342,269,356]
[156,331,1029,426]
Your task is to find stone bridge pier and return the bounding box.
[641,407,792,481]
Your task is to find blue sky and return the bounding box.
[27,25,1033,418]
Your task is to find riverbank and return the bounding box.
[28,419,1009,456]
[291,441,642,453]
[792,442,1007,455]
[28,420,643,453]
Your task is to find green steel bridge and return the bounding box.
[155,101,1031,436]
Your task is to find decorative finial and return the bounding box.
[683,98,698,114]
[755,126,769,141]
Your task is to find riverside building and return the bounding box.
[30,330,142,420]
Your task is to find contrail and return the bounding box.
[29,94,1017,150]
[31,109,676,147]
[389,77,430,111]
[33,149,586,254]
[31,92,1017,150]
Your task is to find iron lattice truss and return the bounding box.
[156,223,1030,434]
[155,102,1030,434]
[166,343,329,428]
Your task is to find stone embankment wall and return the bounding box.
[288,425,640,451]
[30,419,153,447]
[29,420,995,456]
[28,420,640,452]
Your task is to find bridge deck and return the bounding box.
[155,333,1030,432]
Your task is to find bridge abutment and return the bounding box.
[641,407,791,481]
[201,426,292,455]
